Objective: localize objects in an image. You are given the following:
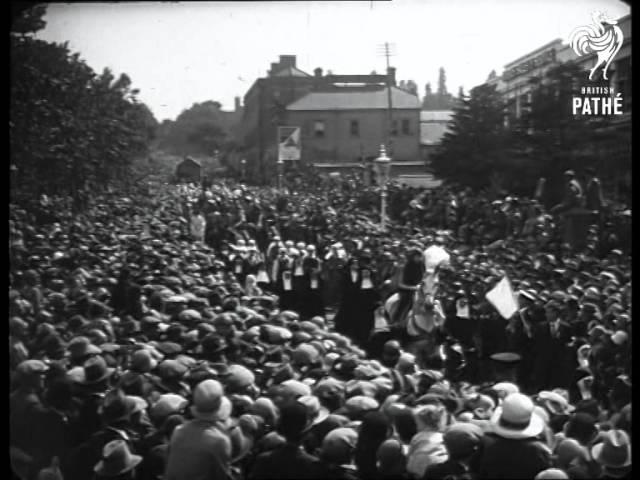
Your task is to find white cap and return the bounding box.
[611,330,629,345]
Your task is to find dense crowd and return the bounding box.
[10,173,631,480]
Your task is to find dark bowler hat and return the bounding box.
[490,352,521,383]
[81,356,115,385]
[94,440,142,477]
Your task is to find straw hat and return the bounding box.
[489,393,545,439]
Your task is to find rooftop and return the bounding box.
[287,86,420,111]
[420,110,454,122]
[272,66,313,78]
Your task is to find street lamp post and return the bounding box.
[241,158,247,181]
[277,158,284,191]
[374,144,392,230]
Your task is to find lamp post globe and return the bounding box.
[374,144,391,184]
[374,144,391,229]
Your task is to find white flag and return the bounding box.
[485,276,519,319]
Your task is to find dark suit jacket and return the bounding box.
[531,321,575,390]
[249,443,325,480]
[479,433,551,479]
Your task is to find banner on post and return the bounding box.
[485,275,519,319]
[278,126,301,161]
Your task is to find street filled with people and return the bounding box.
[10,173,631,480]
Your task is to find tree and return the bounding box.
[156,101,238,156]
[431,83,510,189]
[11,3,47,36]
[423,70,456,110]
[511,62,627,202]
[437,67,448,95]
[11,27,157,201]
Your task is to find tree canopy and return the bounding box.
[432,62,630,201]
[431,83,510,189]
[10,5,158,201]
[156,101,240,157]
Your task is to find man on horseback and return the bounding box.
[389,248,425,327]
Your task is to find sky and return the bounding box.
[36,0,630,122]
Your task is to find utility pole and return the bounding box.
[377,42,395,154]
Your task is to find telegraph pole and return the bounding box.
[377,42,395,154]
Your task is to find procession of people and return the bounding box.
[9,169,631,480]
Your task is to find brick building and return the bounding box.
[285,85,421,168]
[239,56,318,180]
[239,55,422,181]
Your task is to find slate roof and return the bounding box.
[287,87,420,111]
[273,66,313,78]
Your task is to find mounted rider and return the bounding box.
[389,247,425,327]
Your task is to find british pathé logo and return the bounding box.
[569,11,623,80]
[572,87,623,115]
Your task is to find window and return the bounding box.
[314,120,325,138]
[350,120,359,137]
[402,119,410,135]
[391,120,398,136]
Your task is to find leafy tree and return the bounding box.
[11,3,47,36]
[431,83,510,189]
[157,101,239,157]
[512,62,625,202]
[11,16,158,202]
[423,69,456,110]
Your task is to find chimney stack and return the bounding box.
[387,67,396,86]
[279,55,296,68]
[269,62,278,76]
[234,96,241,111]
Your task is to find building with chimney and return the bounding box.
[240,55,423,181]
[239,55,318,180]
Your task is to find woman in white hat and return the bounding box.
[479,393,552,479]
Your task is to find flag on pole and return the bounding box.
[485,276,519,319]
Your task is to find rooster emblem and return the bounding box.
[569,11,624,80]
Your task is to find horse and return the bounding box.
[373,268,447,368]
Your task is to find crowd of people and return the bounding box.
[10,171,631,480]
